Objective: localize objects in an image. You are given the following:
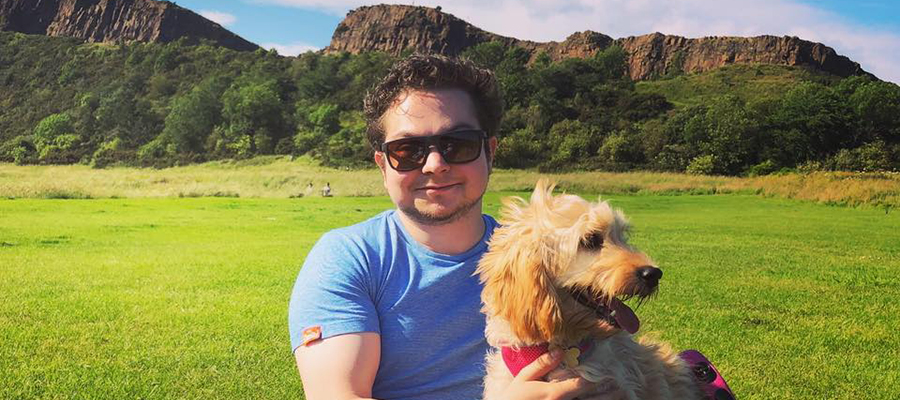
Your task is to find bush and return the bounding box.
[12,145,34,165]
[33,113,75,151]
[827,141,891,172]
[686,155,716,175]
[137,137,170,167]
[796,160,824,174]
[91,138,137,168]
[746,160,778,176]
[651,144,691,172]
[546,119,602,168]
[598,131,643,164]
[38,133,82,164]
[494,128,544,168]
[274,137,296,155]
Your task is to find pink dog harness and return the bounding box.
[679,350,737,400]
[501,344,737,400]
[501,341,593,377]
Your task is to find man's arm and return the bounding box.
[294,332,381,400]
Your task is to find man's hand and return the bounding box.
[500,349,595,400]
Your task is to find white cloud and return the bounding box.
[199,10,238,26]
[261,42,321,56]
[257,0,899,83]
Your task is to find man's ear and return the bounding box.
[374,151,387,179]
[487,136,498,174]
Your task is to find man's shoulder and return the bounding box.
[300,210,397,279]
[318,209,396,248]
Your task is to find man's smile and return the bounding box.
[417,183,462,192]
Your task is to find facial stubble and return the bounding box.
[400,185,485,226]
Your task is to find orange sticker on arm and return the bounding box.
[301,326,322,346]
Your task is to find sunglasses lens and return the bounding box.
[439,132,482,163]
[384,130,485,171]
[386,141,428,171]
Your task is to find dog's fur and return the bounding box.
[477,180,704,400]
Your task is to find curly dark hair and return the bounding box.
[363,54,504,151]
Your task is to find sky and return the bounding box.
[175,0,899,83]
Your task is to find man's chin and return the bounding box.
[401,200,478,226]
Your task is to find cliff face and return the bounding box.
[325,5,614,59]
[616,33,867,80]
[326,4,869,80]
[325,5,514,56]
[0,0,258,51]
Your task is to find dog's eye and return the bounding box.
[581,233,604,251]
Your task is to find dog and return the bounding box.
[476,180,733,400]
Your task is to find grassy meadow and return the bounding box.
[1,161,899,399]
[1,157,899,208]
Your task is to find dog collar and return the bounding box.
[501,340,593,377]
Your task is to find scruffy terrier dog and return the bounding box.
[477,180,733,400]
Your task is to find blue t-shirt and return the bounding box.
[288,209,499,400]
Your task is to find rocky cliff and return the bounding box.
[0,0,258,51]
[325,4,869,80]
[617,33,867,80]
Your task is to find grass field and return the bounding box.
[1,192,897,399]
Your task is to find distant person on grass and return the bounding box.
[288,55,610,400]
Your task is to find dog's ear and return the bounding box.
[478,221,562,343]
[531,179,556,208]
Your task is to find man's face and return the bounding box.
[374,88,497,226]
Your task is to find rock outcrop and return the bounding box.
[325,4,514,56]
[325,4,870,81]
[616,33,867,80]
[0,0,259,51]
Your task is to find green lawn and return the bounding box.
[1,194,897,399]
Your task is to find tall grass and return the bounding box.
[1,157,898,208]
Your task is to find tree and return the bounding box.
[598,129,644,166]
[218,78,287,156]
[294,102,340,155]
[318,110,371,168]
[495,47,533,109]
[33,113,81,163]
[701,95,759,174]
[592,45,627,81]
[461,41,507,70]
[849,80,900,144]
[494,127,545,168]
[545,119,603,169]
[768,82,853,163]
[159,77,227,154]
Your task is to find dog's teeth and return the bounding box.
[609,310,617,317]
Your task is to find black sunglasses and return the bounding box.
[380,130,487,172]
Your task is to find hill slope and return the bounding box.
[0,0,258,51]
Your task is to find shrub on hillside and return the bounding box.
[827,141,893,172]
[686,155,716,175]
[746,160,778,176]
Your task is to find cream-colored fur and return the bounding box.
[477,180,703,400]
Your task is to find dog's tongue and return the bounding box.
[609,298,640,334]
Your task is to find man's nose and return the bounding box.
[420,146,450,174]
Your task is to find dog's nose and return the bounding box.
[636,266,663,287]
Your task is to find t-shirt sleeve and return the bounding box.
[288,231,380,351]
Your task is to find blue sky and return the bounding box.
[175,0,341,53]
[175,0,899,83]
[796,0,899,30]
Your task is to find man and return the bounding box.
[288,55,600,400]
